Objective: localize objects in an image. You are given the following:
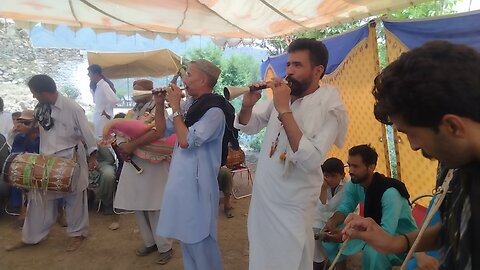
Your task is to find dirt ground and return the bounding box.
[0,159,256,270]
[0,158,361,270]
[0,184,251,270]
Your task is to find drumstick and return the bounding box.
[328,239,349,270]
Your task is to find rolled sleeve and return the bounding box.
[186,108,225,148]
[285,111,339,173]
[234,100,273,135]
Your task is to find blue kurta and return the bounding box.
[334,180,418,270]
[11,133,40,153]
[157,105,225,244]
[9,133,40,208]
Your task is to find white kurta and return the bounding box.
[313,179,347,263]
[114,158,170,210]
[39,94,98,193]
[313,178,347,230]
[235,86,348,270]
[0,111,13,138]
[93,79,119,137]
[114,99,170,211]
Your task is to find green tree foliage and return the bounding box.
[185,45,223,67]
[259,0,461,57]
[377,0,460,68]
[60,85,80,100]
[218,54,259,93]
[388,0,459,18]
[183,46,260,101]
[183,45,262,150]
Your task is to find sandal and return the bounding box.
[156,248,174,265]
[136,244,157,256]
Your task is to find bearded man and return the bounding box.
[235,38,348,270]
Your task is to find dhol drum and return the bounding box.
[3,153,78,193]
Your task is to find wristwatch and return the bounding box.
[172,111,182,118]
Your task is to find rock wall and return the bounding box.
[0,20,39,85]
[0,20,88,112]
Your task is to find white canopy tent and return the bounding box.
[1,0,427,40]
[87,49,182,79]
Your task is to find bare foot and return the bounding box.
[66,236,86,252]
[5,241,36,252]
[108,222,120,231]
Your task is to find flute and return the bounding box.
[152,67,186,96]
[223,76,292,101]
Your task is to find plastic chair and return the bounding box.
[4,189,25,216]
[230,163,253,199]
[410,194,434,228]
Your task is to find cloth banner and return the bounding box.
[261,23,390,175]
[383,10,480,201]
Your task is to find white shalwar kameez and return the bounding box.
[313,178,347,263]
[114,99,172,253]
[22,94,97,244]
[235,86,348,270]
[93,79,119,137]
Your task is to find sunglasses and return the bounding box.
[17,120,33,125]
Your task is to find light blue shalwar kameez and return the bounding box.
[157,100,225,270]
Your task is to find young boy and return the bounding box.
[313,157,347,270]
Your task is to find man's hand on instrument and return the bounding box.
[165,83,182,112]
[118,142,135,161]
[323,228,343,243]
[341,213,394,254]
[270,77,291,113]
[322,218,343,242]
[153,88,166,106]
[342,214,375,240]
[242,82,262,108]
[324,218,338,234]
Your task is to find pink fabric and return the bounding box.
[103,119,152,141]
[100,118,177,163]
